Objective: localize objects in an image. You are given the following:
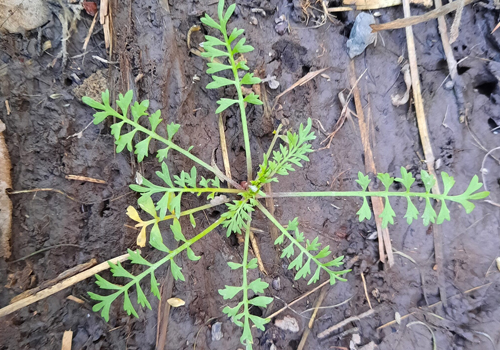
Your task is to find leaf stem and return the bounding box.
[222,32,252,181]
[241,222,251,345]
[110,217,225,301]
[264,191,455,201]
[110,109,217,175]
[257,203,335,279]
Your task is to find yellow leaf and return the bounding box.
[136,226,147,247]
[167,297,185,307]
[126,206,142,223]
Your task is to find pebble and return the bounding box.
[272,276,281,290]
[211,322,223,341]
[445,80,455,90]
[250,16,258,25]
[275,315,299,333]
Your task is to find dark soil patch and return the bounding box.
[1,1,500,350]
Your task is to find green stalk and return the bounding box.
[265,191,452,200]
[110,109,217,175]
[140,187,242,195]
[222,32,253,181]
[109,217,225,300]
[241,222,251,345]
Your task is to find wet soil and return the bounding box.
[1,1,500,349]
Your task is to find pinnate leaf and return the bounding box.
[219,285,243,299]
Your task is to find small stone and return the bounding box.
[275,315,299,333]
[435,158,442,170]
[444,80,455,90]
[211,322,223,341]
[352,333,361,344]
[275,22,287,35]
[359,341,377,350]
[250,16,258,25]
[272,276,281,290]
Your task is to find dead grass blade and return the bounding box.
[0,119,12,259]
[407,321,437,350]
[0,253,129,318]
[371,0,476,32]
[273,67,329,108]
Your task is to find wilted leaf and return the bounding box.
[167,297,186,307]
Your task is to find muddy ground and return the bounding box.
[1,0,500,349]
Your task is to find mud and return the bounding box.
[1,1,500,349]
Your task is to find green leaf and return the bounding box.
[422,199,437,226]
[136,283,152,310]
[117,90,133,116]
[207,75,235,89]
[170,218,186,242]
[281,243,294,259]
[186,247,202,261]
[249,296,273,307]
[289,252,304,271]
[156,147,171,162]
[247,258,258,269]
[128,249,152,266]
[151,272,161,299]
[421,170,436,193]
[109,261,134,279]
[150,223,170,252]
[379,198,396,227]
[135,136,151,162]
[223,3,236,23]
[356,172,371,191]
[404,198,419,225]
[166,122,180,140]
[306,237,321,251]
[274,233,285,245]
[138,196,157,218]
[95,274,121,290]
[170,259,185,281]
[88,292,114,322]
[116,130,137,153]
[215,98,238,113]
[295,258,311,280]
[110,121,124,140]
[308,267,321,285]
[123,291,139,318]
[467,191,489,200]
[228,261,243,269]
[240,73,261,85]
[206,62,232,74]
[200,14,221,30]
[148,110,162,131]
[203,35,226,47]
[189,213,196,228]
[436,201,450,224]
[228,27,244,44]
[377,173,394,190]
[217,0,224,21]
[201,45,229,59]
[219,285,243,299]
[248,278,268,294]
[131,100,149,122]
[395,167,415,191]
[82,96,105,110]
[249,314,270,331]
[156,162,174,187]
[102,89,110,106]
[93,111,110,124]
[357,198,372,222]
[323,255,345,267]
[232,38,254,54]
[243,93,263,105]
[315,246,331,259]
[463,175,483,196]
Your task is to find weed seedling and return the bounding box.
[82,1,489,348]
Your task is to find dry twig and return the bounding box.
[273,68,329,108]
[0,253,129,318]
[349,61,394,267]
[297,285,329,350]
